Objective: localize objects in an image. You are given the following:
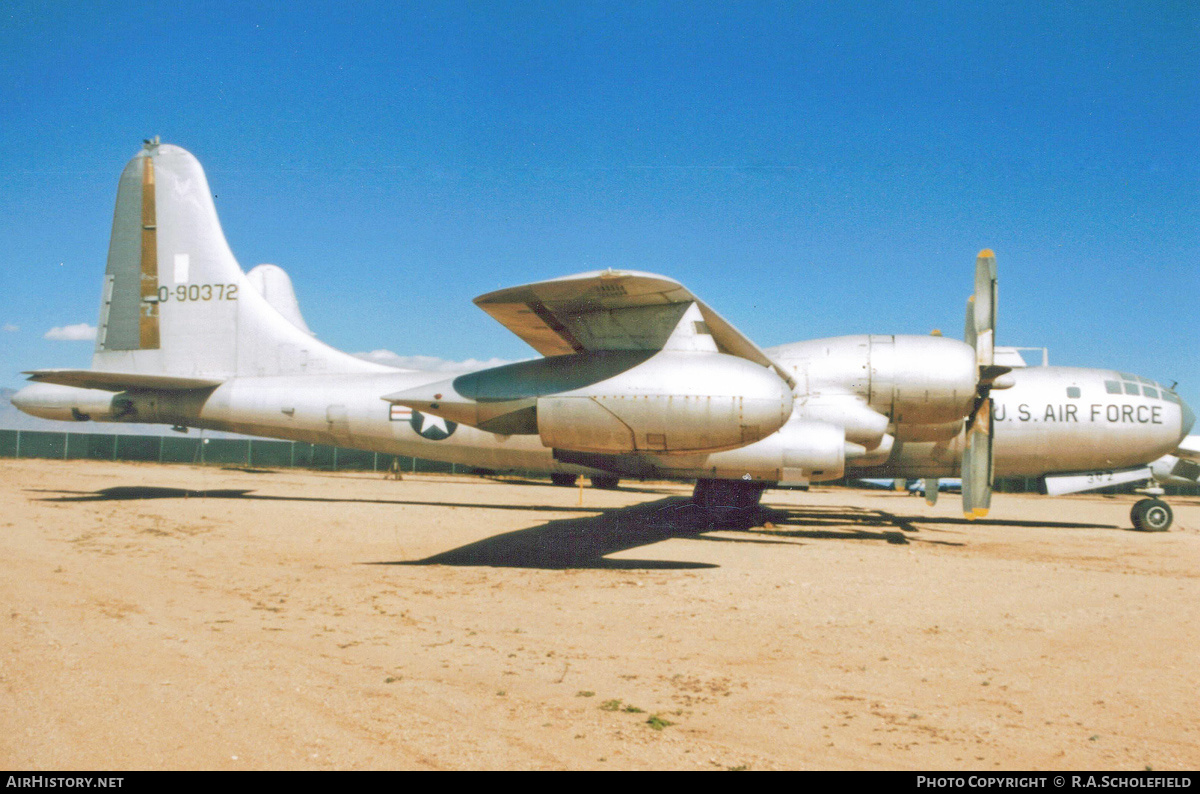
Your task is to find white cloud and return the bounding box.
[44,323,97,342]
[354,349,520,373]
[2,323,18,333]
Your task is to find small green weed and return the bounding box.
[646,714,675,731]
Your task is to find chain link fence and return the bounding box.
[0,429,460,474]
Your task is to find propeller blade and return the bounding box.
[962,249,999,519]
[964,295,976,350]
[923,478,939,507]
[962,396,994,518]
[972,249,997,370]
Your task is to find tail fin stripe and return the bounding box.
[138,155,160,349]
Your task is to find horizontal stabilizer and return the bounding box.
[23,369,223,392]
[473,269,795,387]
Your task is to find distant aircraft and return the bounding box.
[13,142,1195,530]
[849,477,960,506]
[1150,435,1200,489]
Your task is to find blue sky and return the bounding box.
[1,1,1197,408]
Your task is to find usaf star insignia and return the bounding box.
[411,410,457,440]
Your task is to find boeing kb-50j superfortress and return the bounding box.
[13,142,1195,530]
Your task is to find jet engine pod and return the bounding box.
[663,416,848,483]
[537,351,794,454]
[10,383,127,422]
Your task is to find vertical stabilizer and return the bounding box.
[92,141,394,379]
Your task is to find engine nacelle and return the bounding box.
[538,351,794,454]
[772,334,977,426]
[872,335,977,424]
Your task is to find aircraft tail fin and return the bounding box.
[91,140,392,380]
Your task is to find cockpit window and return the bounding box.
[1104,380,1122,394]
[1118,372,1138,381]
[1066,387,1081,398]
[1164,391,1181,404]
[1123,382,1140,395]
[1143,386,1159,398]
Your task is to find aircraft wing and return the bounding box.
[473,269,795,387]
[23,369,223,392]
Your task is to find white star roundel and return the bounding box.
[411,410,457,440]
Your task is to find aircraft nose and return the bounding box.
[1180,395,1195,441]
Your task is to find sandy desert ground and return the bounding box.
[1,458,1197,770]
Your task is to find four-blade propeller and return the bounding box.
[961,250,1010,519]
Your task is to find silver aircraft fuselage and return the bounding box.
[10,142,1194,501]
[15,348,1190,483]
[872,365,1189,478]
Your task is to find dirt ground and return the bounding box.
[1,458,1197,771]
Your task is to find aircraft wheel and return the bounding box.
[1130,498,1173,532]
[590,475,620,490]
[550,473,578,487]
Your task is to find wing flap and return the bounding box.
[474,270,794,387]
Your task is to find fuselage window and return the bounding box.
[1066,387,1081,398]
[1104,380,1122,394]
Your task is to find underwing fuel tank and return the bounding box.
[385,350,794,454]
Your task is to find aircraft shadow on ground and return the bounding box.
[31,486,1121,571]
[30,486,601,514]
[758,503,1118,540]
[374,498,1036,569]
[385,497,1128,569]
[373,497,772,570]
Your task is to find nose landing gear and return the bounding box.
[1130,498,1173,532]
